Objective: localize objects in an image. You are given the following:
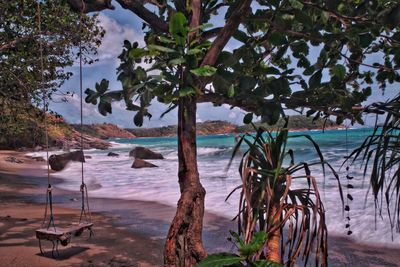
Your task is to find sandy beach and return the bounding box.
[1,150,400,267]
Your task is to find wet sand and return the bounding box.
[0,151,399,266]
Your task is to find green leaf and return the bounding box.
[289,0,304,9]
[262,67,281,75]
[243,113,254,124]
[128,48,148,59]
[168,57,186,66]
[158,36,175,44]
[239,231,268,257]
[134,67,147,81]
[303,66,315,76]
[98,100,112,116]
[260,102,282,125]
[169,12,188,46]
[250,260,284,267]
[190,65,217,77]
[239,76,257,91]
[179,87,195,97]
[227,85,235,98]
[95,79,109,94]
[103,91,123,101]
[309,70,322,89]
[267,78,291,97]
[331,64,346,80]
[196,253,243,267]
[233,30,249,43]
[190,23,213,32]
[84,88,98,105]
[187,48,203,55]
[147,45,176,53]
[133,111,144,126]
[269,32,287,46]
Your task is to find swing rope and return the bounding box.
[37,0,91,229]
[37,1,55,231]
[78,3,92,224]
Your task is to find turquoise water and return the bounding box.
[32,128,400,246]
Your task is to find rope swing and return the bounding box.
[35,1,93,257]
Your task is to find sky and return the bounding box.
[51,3,398,129]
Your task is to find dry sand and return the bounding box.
[0,150,399,267]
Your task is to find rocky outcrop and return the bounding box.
[129,147,164,159]
[59,128,110,150]
[71,123,135,140]
[131,158,158,168]
[107,152,119,157]
[48,151,85,171]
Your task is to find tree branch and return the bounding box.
[201,0,252,67]
[116,0,168,32]
[67,0,115,12]
[201,27,223,41]
[66,0,168,33]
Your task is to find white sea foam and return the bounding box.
[41,129,400,247]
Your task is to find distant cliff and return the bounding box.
[126,116,341,138]
[126,121,237,137]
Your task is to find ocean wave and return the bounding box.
[49,128,400,246]
[197,146,231,156]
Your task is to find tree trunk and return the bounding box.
[164,95,207,267]
[267,202,282,264]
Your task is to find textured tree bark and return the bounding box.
[164,95,207,267]
[267,203,282,264]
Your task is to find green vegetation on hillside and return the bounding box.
[236,115,339,133]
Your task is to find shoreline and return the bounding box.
[1,150,400,266]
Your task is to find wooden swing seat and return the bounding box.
[36,222,93,243]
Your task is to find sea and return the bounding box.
[29,128,400,247]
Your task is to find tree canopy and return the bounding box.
[84,0,400,126]
[0,0,104,148]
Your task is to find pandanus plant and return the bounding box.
[199,118,343,267]
[347,94,400,234]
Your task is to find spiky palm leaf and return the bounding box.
[227,119,343,266]
[348,94,400,234]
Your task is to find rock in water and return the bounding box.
[129,147,164,159]
[131,158,158,168]
[107,152,119,157]
[48,151,85,171]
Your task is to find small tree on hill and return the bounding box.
[67,0,400,266]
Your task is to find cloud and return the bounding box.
[96,13,144,63]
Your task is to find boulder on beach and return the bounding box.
[107,152,119,157]
[131,158,158,168]
[129,147,164,160]
[5,156,23,164]
[48,150,85,171]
